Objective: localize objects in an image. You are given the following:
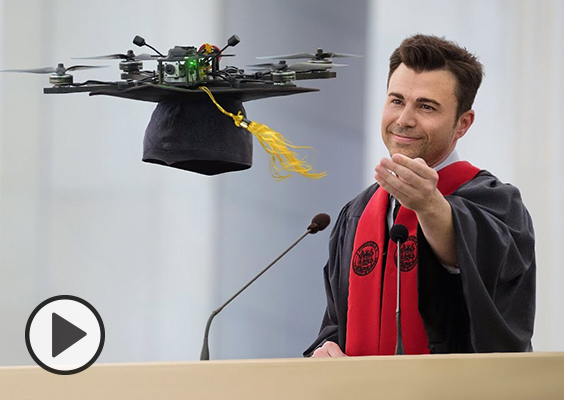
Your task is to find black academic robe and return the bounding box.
[304,170,535,355]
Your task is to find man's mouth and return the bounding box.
[390,132,421,143]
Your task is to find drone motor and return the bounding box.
[272,71,296,86]
[49,74,73,86]
[119,60,144,80]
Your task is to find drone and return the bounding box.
[1,34,362,99]
[1,35,361,180]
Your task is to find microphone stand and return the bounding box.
[390,223,407,356]
[395,239,404,355]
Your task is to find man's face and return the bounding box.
[381,63,467,167]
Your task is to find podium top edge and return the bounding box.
[3,351,564,371]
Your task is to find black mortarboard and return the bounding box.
[143,98,251,175]
[90,83,326,179]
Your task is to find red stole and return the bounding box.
[345,161,480,356]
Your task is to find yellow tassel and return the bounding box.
[199,86,326,181]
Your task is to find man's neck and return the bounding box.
[432,149,460,171]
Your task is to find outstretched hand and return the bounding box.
[374,154,440,213]
[375,153,458,266]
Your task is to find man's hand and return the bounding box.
[374,153,458,267]
[374,154,440,214]
[311,341,348,358]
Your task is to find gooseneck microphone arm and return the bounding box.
[200,231,308,361]
[200,213,330,361]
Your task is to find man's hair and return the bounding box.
[388,34,484,119]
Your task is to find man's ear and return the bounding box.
[455,109,475,139]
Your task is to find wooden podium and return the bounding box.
[1,352,563,399]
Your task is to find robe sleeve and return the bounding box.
[303,203,350,357]
[447,171,535,352]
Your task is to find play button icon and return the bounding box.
[25,295,105,375]
[52,312,87,357]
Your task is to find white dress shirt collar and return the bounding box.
[433,149,460,171]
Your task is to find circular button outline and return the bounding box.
[25,295,105,375]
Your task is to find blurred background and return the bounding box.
[0,0,562,365]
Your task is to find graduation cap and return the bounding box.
[90,83,327,180]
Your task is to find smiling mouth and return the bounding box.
[391,133,421,143]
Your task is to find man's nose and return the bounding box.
[396,106,417,128]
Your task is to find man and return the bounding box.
[305,34,535,357]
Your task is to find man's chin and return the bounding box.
[388,148,423,159]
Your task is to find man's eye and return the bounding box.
[391,99,403,105]
[421,104,435,111]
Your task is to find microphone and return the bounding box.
[200,213,331,360]
[307,213,330,233]
[390,224,408,243]
[390,224,408,356]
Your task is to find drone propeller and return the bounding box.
[256,48,362,61]
[247,61,347,72]
[256,52,314,60]
[247,61,289,71]
[1,63,107,75]
[289,61,347,72]
[73,49,160,61]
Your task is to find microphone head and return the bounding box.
[390,224,409,243]
[307,213,331,234]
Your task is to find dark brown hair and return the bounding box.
[388,34,484,119]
